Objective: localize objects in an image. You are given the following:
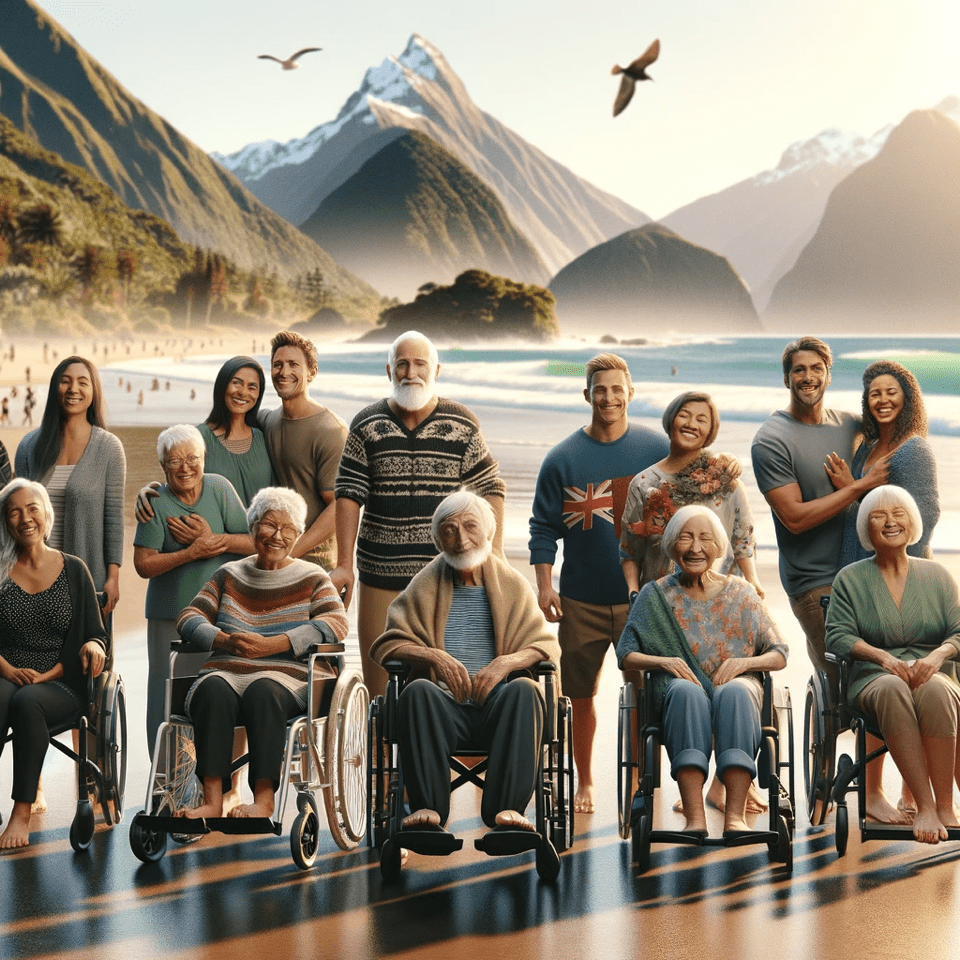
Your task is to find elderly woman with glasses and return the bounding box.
[173,487,348,820]
[133,424,253,748]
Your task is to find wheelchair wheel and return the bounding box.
[322,670,369,850]
[535,838,561,883]
[95,673,127,826]
[835,802,849,856]
[803,675,835,826]
[129,812,168,863]
[69,799,96,853]
[380,837,403,881]
[633,812,652,874]
[549,697,574,853]
[617,683,637,841]
[291,794,321,870]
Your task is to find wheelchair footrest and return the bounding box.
[395,828,464,856]
[134,814,281,836]
[474,828,541,857]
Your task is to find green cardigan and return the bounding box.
[826,557,960,702]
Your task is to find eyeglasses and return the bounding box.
[165,455,202,469]
[259,520,299,540]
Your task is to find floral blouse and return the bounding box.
[659,573,788,684]
[619,457,756,586]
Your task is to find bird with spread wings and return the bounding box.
[611,39,660,117]
[258,48,322,70]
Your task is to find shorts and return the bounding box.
[558,596,630,699]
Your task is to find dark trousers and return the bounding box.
[190,676,301,791]
[398,677,544,828]
[0,678,80,803]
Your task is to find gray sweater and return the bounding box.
[15,426,126,590]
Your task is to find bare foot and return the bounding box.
[936,804,960,829]
[229,801,274,819]
[704,775,725,812]
[898,796,918,818]
[221,787,242,816]
[913,808,948,844]
[723,815,750,834]
[574,783,595,814]
[402,809,441,829]
[495,810,536,831]
[865,790,911,825]
[681,777,768,815]
[0,803,31,849]
[175,801,222,819]
[31,777,47,814]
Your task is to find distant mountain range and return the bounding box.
[299,131,549,297]
[765,108,960,332]
[662,96,960,311]
[214,34,650,281]
[0,0,376,300]
[548,223,761,336]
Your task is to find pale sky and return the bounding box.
[37,0,959,218]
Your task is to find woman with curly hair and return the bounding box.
[837,360,939,566]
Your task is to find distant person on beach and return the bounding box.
[751,337,890,678]
[330,331,505,697]
[133,424,252,747]
[528,353,668,814]
[0,397,8,426]
[260,330,346,570]
[15,357,126,624]
[21,390,34,427]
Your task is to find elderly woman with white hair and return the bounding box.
[0,479,107,849]
[371,490,559,834]
[172,487,348,820]
[134,424,253,748]
[616,505,788,836]
[827,485,960,844]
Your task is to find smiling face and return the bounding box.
[867,502,913,552]
[672,514,722,577]
[437,509,492,572]
[224,366,261,420]
[584,369,633,431]
[161,442,205,499]
[254,509,299,568]
[670,401,713,454]
[6,486,49,549]
[867,374,904,429]
[785,349,830,412]
[58,362,94,419]
[388,337,439,412]
[271,346,314,401]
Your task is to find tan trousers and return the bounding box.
[358,582,401,699]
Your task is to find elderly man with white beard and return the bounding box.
[330,331,505,696]
[370,491,559,833]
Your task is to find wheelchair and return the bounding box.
[803,650,960,855]
[617,672,795,874]
[3,668,127,853]
[367,660,574,882]
[128,641,368,869]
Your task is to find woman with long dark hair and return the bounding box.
[15,357,125,617]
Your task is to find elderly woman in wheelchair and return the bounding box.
[172,487,349,822]
[826,485,960,845]
[616,504,788,838]
[0,479,108,849]
[371,490,560,843]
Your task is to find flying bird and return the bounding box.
[611,38,660,117]
[258,48,322,70]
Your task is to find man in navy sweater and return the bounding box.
[529,354,668,814]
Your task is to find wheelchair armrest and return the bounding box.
[170,640,206,654]
[383,659,412,679]
[308,642,346,655]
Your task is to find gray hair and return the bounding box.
[0,479,54,586]
[431,490,496,550]
[661,504,730,562]
[157,424,205,462]
[388,330,439,369]
[857,485,922,550]
[246,486,307,536]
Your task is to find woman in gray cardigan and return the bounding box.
[15,357,126,619]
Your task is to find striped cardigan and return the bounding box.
[176,556,349,703]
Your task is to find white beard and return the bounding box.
[443,540,493,571]
[392,378,435,412]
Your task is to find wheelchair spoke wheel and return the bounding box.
[291,806,321,870]
[803,677,835,826]
[323,670,369,850]
[97,676,127,826]
[618,683,637,841]
[129,812,168,863]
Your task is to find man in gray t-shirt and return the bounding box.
[751,337,888,673]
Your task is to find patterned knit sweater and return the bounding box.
[176,556,349,708]
[334,398,506,590]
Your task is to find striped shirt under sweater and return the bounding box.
[177,556,349,711]
[335,398,506,590]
